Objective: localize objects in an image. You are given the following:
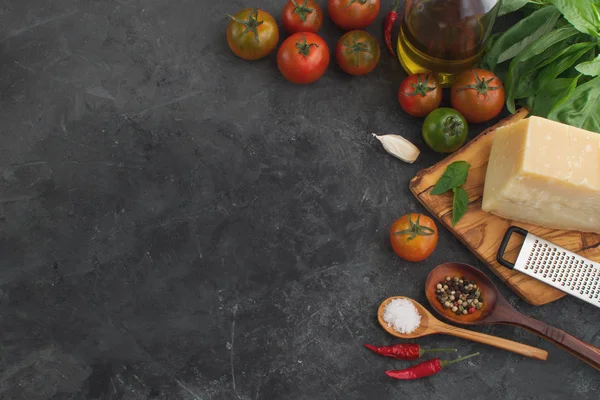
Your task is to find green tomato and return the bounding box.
[422,108,468,153]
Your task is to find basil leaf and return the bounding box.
[576,55,600,76]
[481,6,560,71]
[505,25,579,112]
[519,94,536,112]
[548,76,600,132]
[531,76,580,117]
[452,187,469,227]
[533,42,596,92]
[498,0,529,16]
[552,0,600,37]
[497,13,561,64]
[485,32,503,53]
[512,32,589,99]
[514,70,538,99]
[431,161,471,195]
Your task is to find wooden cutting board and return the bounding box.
[409,108,600,306]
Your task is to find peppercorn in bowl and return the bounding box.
[425,262,499,324]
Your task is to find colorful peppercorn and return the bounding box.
[435,275,483,316]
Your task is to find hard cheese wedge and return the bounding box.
[482,116,600,233]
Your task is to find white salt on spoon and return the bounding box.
[382,298,422,334]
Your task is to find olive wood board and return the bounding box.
[409,108,600,306]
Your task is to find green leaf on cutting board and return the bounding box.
[505,25,579,112]
[548,76,600,133]
[576,55,600,76]
[481,6,561,71]
[430,161,470,195]
[530,76,580,118]
[552,0,600,37]
[452,187,469,226]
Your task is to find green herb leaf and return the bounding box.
[513,70,538,99]
[552,0,600,37]
[481,6,560,71]
[576,55,600,76]
[452,187,469,226]
[498,0,529,16]
[531,76,580,117]
[519,94,536,112]
[512,33,590,98]
[533,42,596,92]
[430,161,470,195]
[497,14,562,64]
[548,76,600,132]
[505,25,579,112]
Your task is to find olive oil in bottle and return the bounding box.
[397,0,500,86]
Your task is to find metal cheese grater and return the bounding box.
[497,226,600,309]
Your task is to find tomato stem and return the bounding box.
[394,214,435,241]
[291,0,314,22]
[443,116,466,138]
[296,33,319,57]
[456,70,500,101]
[405,73,437,97]
[345,0,369,8]
[226,8,264,43]
[345,36,371,67]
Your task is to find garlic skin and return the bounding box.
[372,133,420,164]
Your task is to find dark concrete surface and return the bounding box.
[0,0,598,399]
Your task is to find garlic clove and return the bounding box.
[372,133,420,164]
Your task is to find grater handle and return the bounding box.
[514,313,600,370]
[496,226,529,269]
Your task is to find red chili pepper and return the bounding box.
[364,343,457,360]
[383,0,401,56]
[385,352,480,380]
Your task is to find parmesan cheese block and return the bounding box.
[482,116,600,233]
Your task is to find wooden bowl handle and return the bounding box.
[514,313,600,370]
[442,324,548,360]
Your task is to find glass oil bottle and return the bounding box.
[397,0,501,86]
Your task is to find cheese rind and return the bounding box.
[482,116,600,233]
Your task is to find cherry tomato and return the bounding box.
[277,32,330,84]
[282,0,323,34]
[398,73,442,117]
[422,108,468,153]
[336,30,380,76]
[450,69,505,124]
[226,8,279,61]
[390,214,438,262]
[328,0,380,31]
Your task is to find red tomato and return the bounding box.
[390,214,438,262]
[336,30,380,76]
[450,69,505,123]
[226,8,279,61]
[282,0,323,34]
[277,32,330,84]
[328,0,380,31]
[398,73,442,117]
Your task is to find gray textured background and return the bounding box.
[0,0,599,399]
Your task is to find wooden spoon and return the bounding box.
[377,296,548,360]
[425,262,600,370]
